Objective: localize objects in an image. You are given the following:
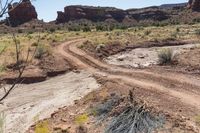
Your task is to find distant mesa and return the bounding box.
[56,5,169,24]
[188,0,200,11]
[56,0,200,25]
[7,0,37,26]
[56,5,126,24]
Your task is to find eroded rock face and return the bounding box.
[188,0,200,11]
[56,5,171,24]
[8,0,37,26]
[56,6,126,23]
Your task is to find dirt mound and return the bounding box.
[175,47,200,73]
[0,54,73,84]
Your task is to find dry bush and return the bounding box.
[158,48,174,65]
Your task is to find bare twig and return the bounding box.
[0,0,40,102]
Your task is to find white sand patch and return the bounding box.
[105,44,200,68]
[0,70,100,133]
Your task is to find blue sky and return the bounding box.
[3,0,187,22]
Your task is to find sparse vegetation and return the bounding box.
[82,26,91,32]
[34,44,48,59]
[75,114,89,125]
[0,65,6,73]
[144,30,151,36]
[158,48,174,65]
[0,112,5,133]
[35,121,50,133]
[49,28,56,33]
[195,115,200,125]
[105,105,164,133]
[195,29,200,35]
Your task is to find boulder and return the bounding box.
[8,0,37,26]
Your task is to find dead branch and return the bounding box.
[0,0,40,102]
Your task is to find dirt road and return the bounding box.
[58,39,200,116]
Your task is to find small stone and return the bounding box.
[61,118,67,122]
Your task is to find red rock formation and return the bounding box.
[56,5,170,24]
[8,0,37,26]
[188,0,200,11]
[56,6,126,23]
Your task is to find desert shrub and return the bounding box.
[96,25,105,31]
[32,25,36,29]
[35,121,49,133]
[82,26,91,32]
[75,114,88,125]
[31,42,38,46]
[0,65,6,73]
[28,31,33,34]
[144,30,151,36]
[68,25,81,31]
[91,95,120,122]
[158,48,174,65]
[0,46,6,55]
[27,35,32,40]
[34,44,47,59]
[176,27,180,32]
[17,29,23,33]
[76,125,87,133]
[0,112,5,133]
[195,29,200,35]
[105,105,164,133]
[195,115,200,125]
[170,32,177,39]
[49,28,55,33]
[193,18,200,23]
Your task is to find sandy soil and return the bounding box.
[0,71,100,133]
[2,39,200,133]
[55,39,200,132]
[104,44,200,68]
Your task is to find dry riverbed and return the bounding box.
[0,70,100,133]
[105,43,200,68]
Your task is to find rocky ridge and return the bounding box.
[8,0,37,26]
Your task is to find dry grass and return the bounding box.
[1,23,200,68]
[81,23,200,49]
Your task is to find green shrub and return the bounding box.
[31,42,38,46]
[68,26,81,31]
[144,30,151,36]
[158,48,174,65]
[82,26,91,32]
[49,28,55,33]
[75,114,88,125]
[96,25,104,31]
[28,31,33,34]
[34,44,47,59]
[0,112,5,133]
[195,29,200,35]
[0,65,6,73]
[0,46,6,55]
[17,29,23,33]
[35,121,49,133]
[176,27,180,32]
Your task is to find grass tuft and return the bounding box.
[158,48,174,65]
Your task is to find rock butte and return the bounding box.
[8,0,37,26]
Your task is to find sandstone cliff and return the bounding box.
[56,5,169,24]
[8,0,37,26]
[188,0,200,11]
